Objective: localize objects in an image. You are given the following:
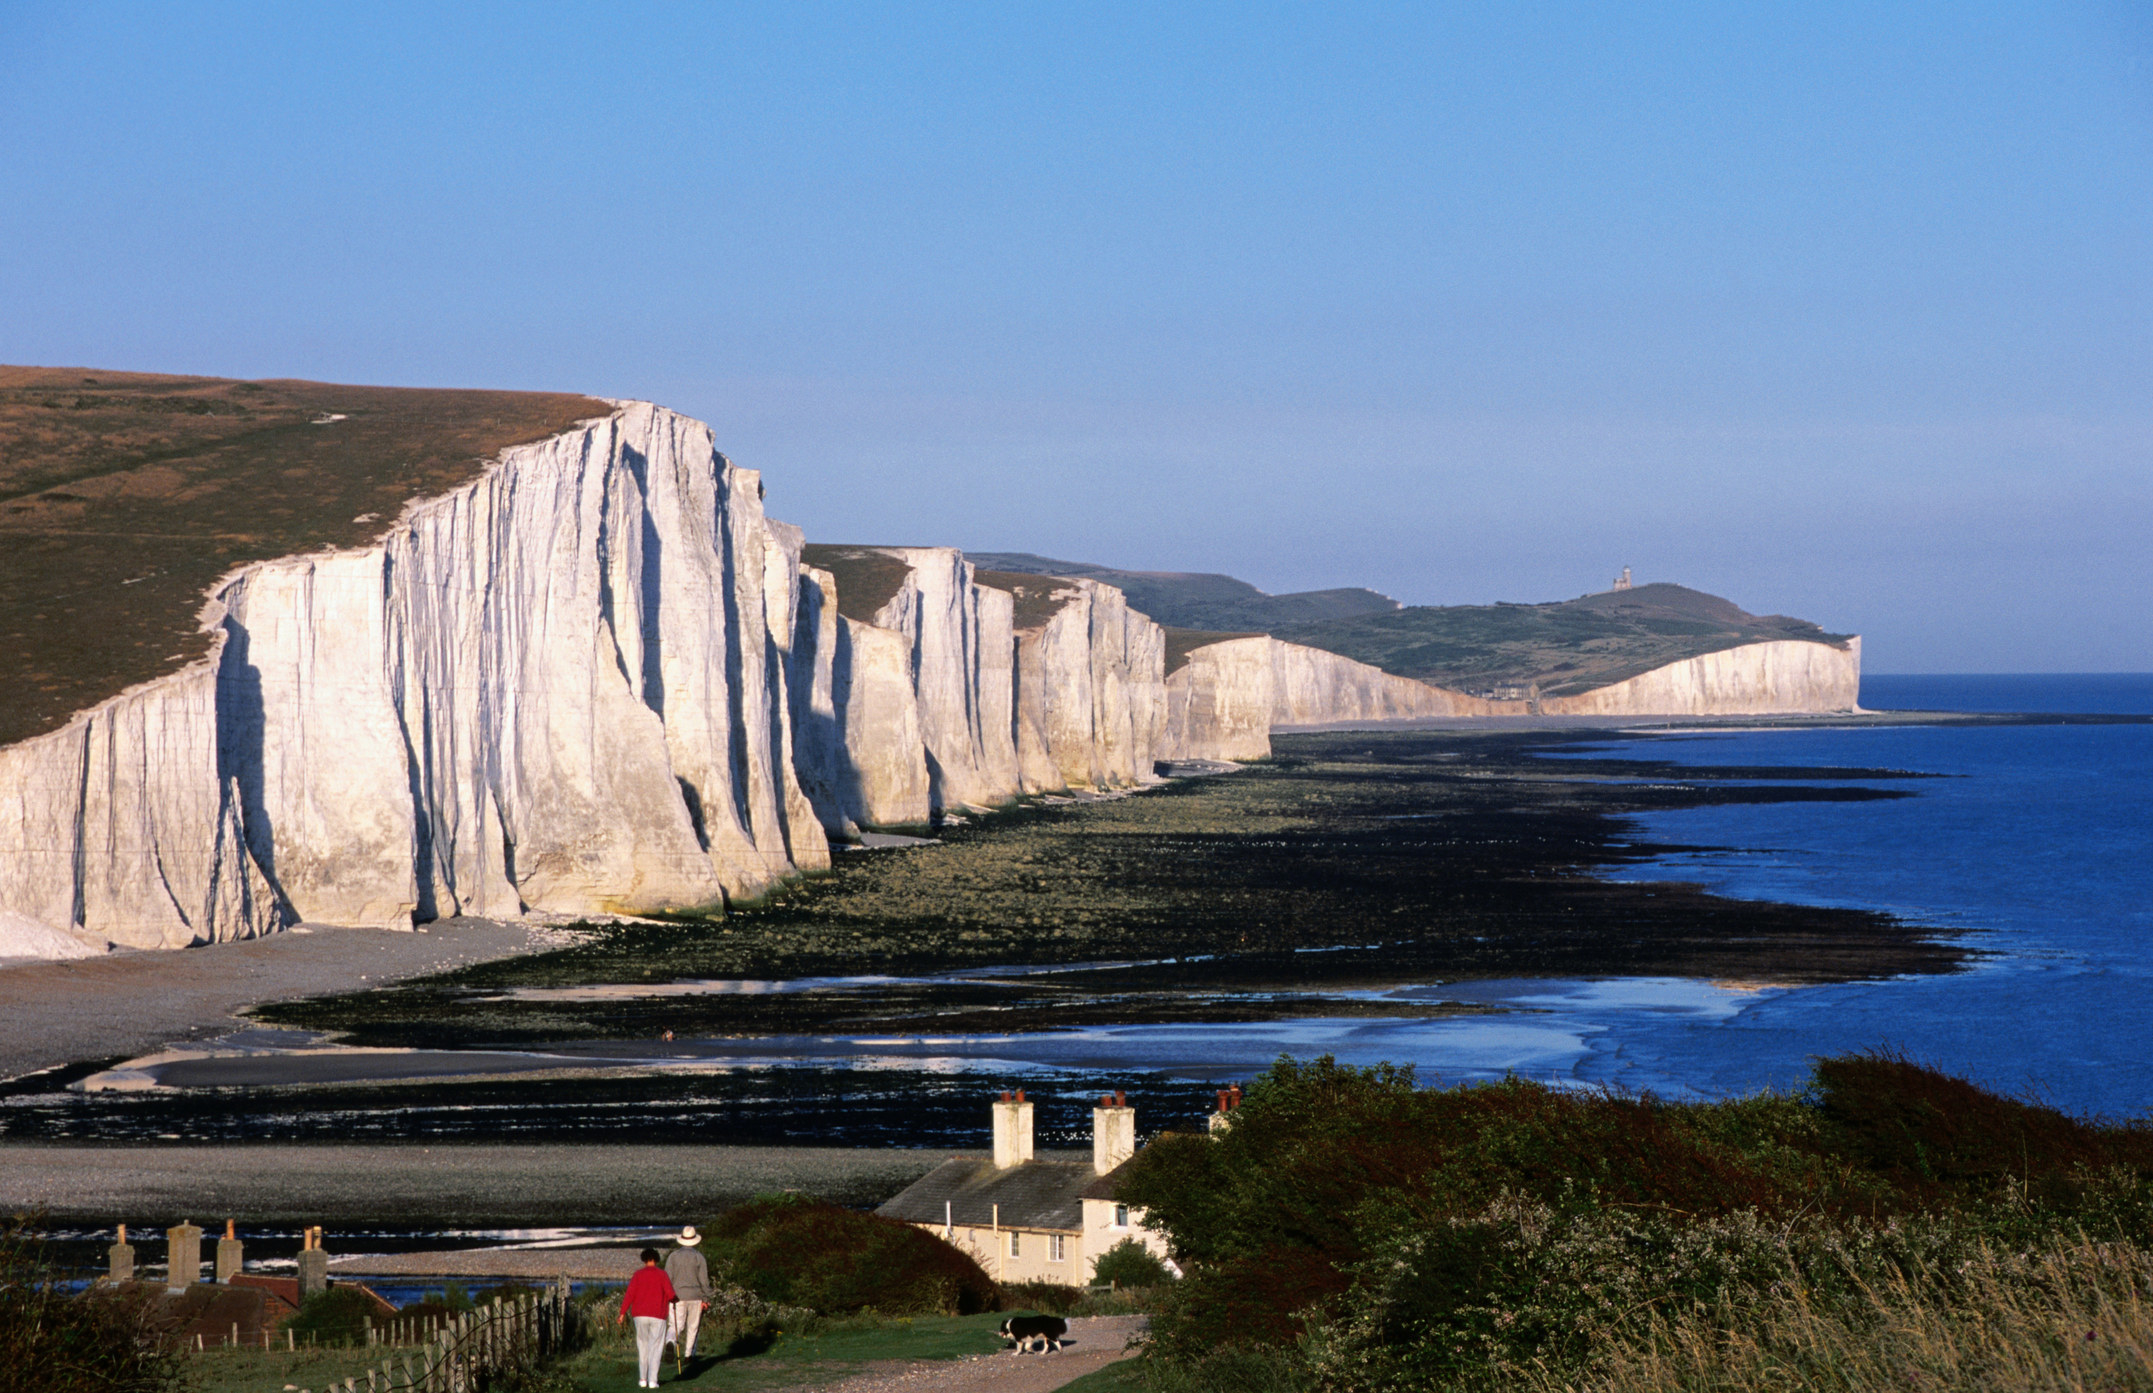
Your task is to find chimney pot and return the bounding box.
[991,1092,1035,1169]
[1093,1094,1137,1175]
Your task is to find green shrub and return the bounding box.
[706,1194,998,1315]
[1138,1345,1308,1393]
[284,1285,383,1344]
[1113,1053,2153,1390]
[1002,1278,1087,1314]
[0,1219,185,1393]
[1092,1238,1174,1289]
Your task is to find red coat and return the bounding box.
[620,1265,678,1320]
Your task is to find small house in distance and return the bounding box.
[876,1089,1177,1285]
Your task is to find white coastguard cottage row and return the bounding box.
[875,1089,1180,1286]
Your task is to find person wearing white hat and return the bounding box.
[664,1226,711,1365]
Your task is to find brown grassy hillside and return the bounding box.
[0,367,607,748]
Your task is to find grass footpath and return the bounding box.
[179,1343,433,1393]
[556,1311,1011,1390]
[173,1314,1022,1392]
[1056,1363,1145,1392]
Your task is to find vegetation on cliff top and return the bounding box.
[0,366,607,747]
[1117,1052,2153,1392]
[1274,581,1854,696]
[966,552,1399,631]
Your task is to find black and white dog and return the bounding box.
[999,1314,1069,1354]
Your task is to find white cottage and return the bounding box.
[876,1089,1177,1286]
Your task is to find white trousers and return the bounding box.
[633,1314,667,1384]
[667,1300,702,1357]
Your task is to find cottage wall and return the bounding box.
[1081,1198,1174,1280]
[937,1221,1087,1286]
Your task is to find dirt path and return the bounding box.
[807,1315,1146,1393]
[0,1143,956,1225]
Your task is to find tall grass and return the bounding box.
[1113,1053,2153,1393]
[0,1218,184,1393]
[1523,1237,2153,1393]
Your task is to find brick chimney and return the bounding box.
[1208,1084,1242,1135]
[992,1089,1034,1169]
[1093,1089,1134,1175]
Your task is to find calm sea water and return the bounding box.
[1539,673,2153,1117]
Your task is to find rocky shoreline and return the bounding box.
[0,727,1978,1151]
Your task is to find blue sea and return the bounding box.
[885,674,2153,1121]
[1516,673,2153,1117]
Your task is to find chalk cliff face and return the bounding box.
[1159,632,1861,758]
[0,403,828,949]
[1006,577,1167,793]
[1269,640,1494,725]
[1537,638,1861,717]
[1160,637,1495,761]
[1158,636,1276,762]
[789,554,1170,834]
[866,548,1023,811]
[789,566,933,833]
[0,393,1864,959]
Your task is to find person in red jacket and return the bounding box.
[617,1247,679,1388]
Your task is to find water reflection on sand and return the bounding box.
[82,976,1777,1097]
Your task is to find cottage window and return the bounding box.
[1009,1230,1022,1258]
[1114,1204,1130,1228]
[1050,1234,1066,1262]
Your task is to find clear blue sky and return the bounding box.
[3,3,2148,671]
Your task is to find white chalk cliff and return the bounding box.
[1159,632,1861,758]
[1160,637,1497,761]
[787,555,1168,836]
[0,404,829,950]
[1536,638,1861,717]
[0,399,1863,959]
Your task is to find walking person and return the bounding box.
[617,1247,679,1388]
[664,1225,712,1364]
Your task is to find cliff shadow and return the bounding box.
[213,618,298,926]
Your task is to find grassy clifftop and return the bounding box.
[1275,582,1853,696]
[966,552,1399,631]
[0,366,608,747]
[965,555,1849,698]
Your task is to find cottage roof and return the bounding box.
[879,1155,1130,1232]
[1078,1158,1135,1201]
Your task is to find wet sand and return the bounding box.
[0,918,572,1083]
[0,1141,962,1225]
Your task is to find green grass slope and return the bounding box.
[965,552,1399,631]
[1275,582,1853,696]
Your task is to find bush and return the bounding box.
[706,1194,999,1315]
[1002,1278,1087,1314]
[284,1285,383,1344]
[0,1218,185,1393]
[396,1281,545,1327]
[1112,1053,2153,1391]
[1092,1238,1174,1289]
[1509,1235,2153,1393]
